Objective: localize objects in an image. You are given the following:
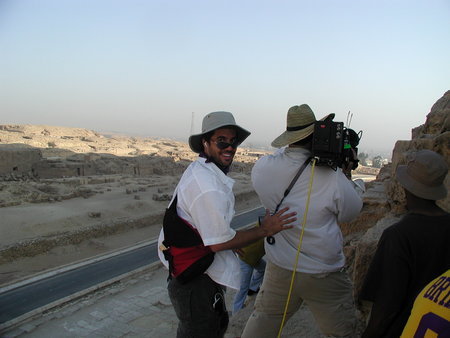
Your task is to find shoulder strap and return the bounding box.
[163,195,203,247]
[274,157,312,213]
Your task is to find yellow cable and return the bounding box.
[277,158,317,338]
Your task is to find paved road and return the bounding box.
[1,264,327,338]
[0,207,264,328]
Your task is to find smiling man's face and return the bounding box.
[203,127,238,167]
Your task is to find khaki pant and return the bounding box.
[241,261,356,338]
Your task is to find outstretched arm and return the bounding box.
[209,207,296,252]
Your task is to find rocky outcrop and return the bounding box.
[388,90,450,213]
[347,90,450,309]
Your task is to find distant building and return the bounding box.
[0,145,42,176]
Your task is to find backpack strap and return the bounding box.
[162,195,205,281]
[274,157,313,213]
[267,157,312,245]
[163,195,203,247]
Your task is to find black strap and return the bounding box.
[162,194,215,283]
[267,156,312,245]
[163,195,203,248]
[286,122,314,131]
[274,157,312,214]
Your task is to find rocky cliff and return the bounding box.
[348,90,450,311]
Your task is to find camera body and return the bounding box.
[312,120,361,170]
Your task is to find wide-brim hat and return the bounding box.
[271,104,334,148]
[189,111,251,153]
[396,149,448,200]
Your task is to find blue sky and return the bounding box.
[1,0,449,157]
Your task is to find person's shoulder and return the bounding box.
[181,157,201,173]
[258,147,301,165]
[257,148,284,161]
[192,160,231,189]
[179,159,211,185]
[179,160,200,180]
[186,158,217,177]
[253,150,282,170]
[381,215,418,238]
[188,157,205,167]
[313,166,344,186]
[381,213,446,241]
[396,212,450,229]
[395,212,450,224]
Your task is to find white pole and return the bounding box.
[190,112,195,135]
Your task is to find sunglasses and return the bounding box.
[212,140,240,150]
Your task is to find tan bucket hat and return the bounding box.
[189,111,251,153]
[271,104,334,148]
[396,149,448,200]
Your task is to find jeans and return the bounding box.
[233,258,266,314]
[168,274,229,338]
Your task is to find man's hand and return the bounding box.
[342,148,358,179]
[209,207,296,252]
[233,248,244,257]
[342,162,353,179]
[260,207,296,237]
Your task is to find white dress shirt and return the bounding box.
[158,157,240,289]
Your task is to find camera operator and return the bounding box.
[241,104,364,338]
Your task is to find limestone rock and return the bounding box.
[388,90,450,212]
[351,90,450,319]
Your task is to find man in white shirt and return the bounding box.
[242,104,364,338]
[158,111,297,338]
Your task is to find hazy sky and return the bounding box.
[1,0,449,157]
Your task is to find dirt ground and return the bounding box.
[0,173,260,286]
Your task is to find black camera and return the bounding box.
[312,119,361,170]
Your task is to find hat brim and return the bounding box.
[271,113,334,148]
[396,165,447,200]
[189,125,251,153]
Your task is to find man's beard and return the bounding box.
[199,152,231,174]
